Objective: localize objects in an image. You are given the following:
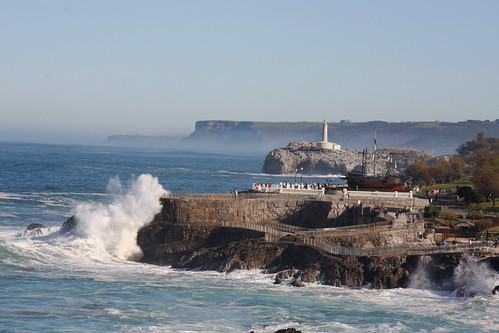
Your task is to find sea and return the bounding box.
[0,142,498,333]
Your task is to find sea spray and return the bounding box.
[408,254,499,296]
[72,174,167,260]
[452,254,499,297]
[407,257,437,290]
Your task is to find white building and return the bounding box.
[317,120,341,150]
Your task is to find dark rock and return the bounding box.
[26,223,45,230]
[300,267,319,283]
[60,216,77,234]
[135,216,490,290]
[275,328,302,333]
[290,279,304,287]
[275,270,290,280]
[482,257,499,273]
[274,276,282,284]
[24,223,46,236]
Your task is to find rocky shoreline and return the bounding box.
[136,218,498,291]
[55,195,498,292]
[261,141,432,175]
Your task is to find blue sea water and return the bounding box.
[1,142,498,332]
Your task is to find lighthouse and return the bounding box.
[317,120,341,150]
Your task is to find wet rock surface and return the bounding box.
[136,219,484,289]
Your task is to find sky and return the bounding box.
[1,0,498,144]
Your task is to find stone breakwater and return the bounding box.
[262,141,432,175]
[133,194,492,289]
[155,194,368,228]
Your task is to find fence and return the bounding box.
[167,192,340,201]
[218,218,497,257]
[301,235,496,256]
[219,220,291,240]
[345,190,413,199]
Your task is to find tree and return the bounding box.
[429,158,451,183]
[457,186,486,204]
[439,210,456,222]
[473,152,499,206]
[406,161,430,185]
[449,156,465,180]
[457,132,499,166]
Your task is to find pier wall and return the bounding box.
[156,195,399,228]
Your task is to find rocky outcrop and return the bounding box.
[262,141,432,175]
[136,218,482,290]
[134,195,433,289]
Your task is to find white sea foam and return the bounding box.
[71,174,167,260]
[214,170,346,178]
[0,192,23,200]
[452,254,499,297]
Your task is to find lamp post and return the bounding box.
[300,167,303,184]
[294,169,297,183]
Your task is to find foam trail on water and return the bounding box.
[72,174,167,260]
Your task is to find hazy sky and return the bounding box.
[1,1,498,143]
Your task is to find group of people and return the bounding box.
[435,239,459,246]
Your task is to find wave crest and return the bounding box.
[72,174,167,260]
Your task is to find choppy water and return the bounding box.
[1,142,498,332]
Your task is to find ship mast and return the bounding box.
[373,131,377,176]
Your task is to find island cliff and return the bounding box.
[261,141,432,175]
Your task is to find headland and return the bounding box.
[261,140,432,175]
[133,192,498,290]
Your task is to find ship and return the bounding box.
[346,134,406,190]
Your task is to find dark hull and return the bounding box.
[346,173,405,190]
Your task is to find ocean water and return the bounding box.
[1,142,498,333]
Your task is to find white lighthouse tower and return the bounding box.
[317,120,341,150]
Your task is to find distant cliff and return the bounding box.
[182,119,499,155]
[107,134,185,145]
[108,119,499,155]
[262,141,432,175]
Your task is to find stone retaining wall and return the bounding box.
[157,197,354,228]
[326,222,427,248]
[157,195,413,228]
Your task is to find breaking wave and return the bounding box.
[452,254,499,297]
[71,174,167,260]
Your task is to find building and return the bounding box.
[317,120,341,150]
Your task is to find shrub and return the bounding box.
[476,219,493,231]
[439,210,457,221]
[470,210,485,221]
[457,186,487,203]
[424,205,441,218]
[493,216,499,227]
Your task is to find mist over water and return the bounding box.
[72,174,167,260]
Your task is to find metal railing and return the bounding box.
[345,190,413,199]
[167,192,344,202]
[218,219,497,257]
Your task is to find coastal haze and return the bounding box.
[1,1,499,145]
[2,2,499,332]
[110,119,499,156]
